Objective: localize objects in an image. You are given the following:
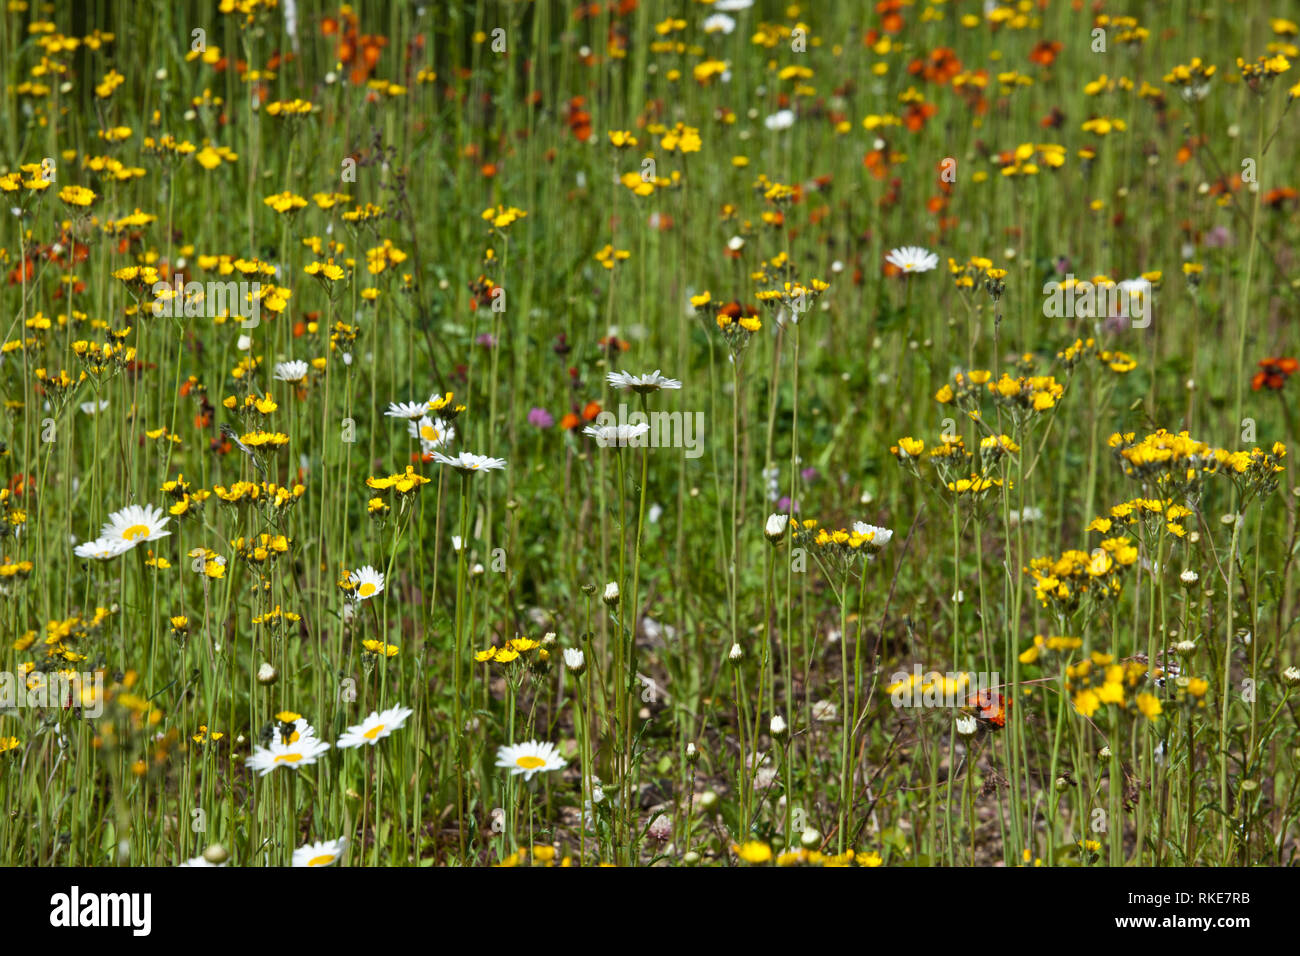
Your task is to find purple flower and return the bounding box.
[476,333,498,348]
[527,406,554,429]
[1102,313,1131,334]
[800,466,819,483]
[1204,225,1233,248]
[776,496,800,513]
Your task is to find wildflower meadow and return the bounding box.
[1,0,1299,887]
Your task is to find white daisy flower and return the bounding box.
[293,837,346,867]
[703,13,735,33]
[606,369,683,393]
[885,246,939,274]
[1117,276,1152,302]
[349,565,385,601]
[385,400,429,420]
[178,856,226,867]
[79,400,110,415]
[764,109,795,131]
[956,715,978,735]
[764,513,789,541]
[495,739,567,782]
[337,704,414,749]
[273,717,320,745]
[852,522,893,547]
[583,422,650,447]
[274,360,311,384]
[98,503,170,553]
[714,0,753,9]
[246,735,331,776]
[1008,506,1044,526]
[432,450,507,473]
[408,415,454,451]
[74,538,129,560]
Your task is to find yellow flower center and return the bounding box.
[274,753,303,764]
[307,854,335,866]
[515,755,546,769]
[363,723,386,740]
[420,425,438,441]
[359,582,376,597]
[122,523,150,540]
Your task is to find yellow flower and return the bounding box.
[1073,688,1101,717]
[263,191,308,214]
[1136,693,1162,720]
[59,185,97,206]
[733,841,772,864]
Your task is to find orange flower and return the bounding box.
[566,97,592,142]
[1264,187,1298,208]
[903,101,937,132]
[1029,40,1063,67]
[1252,357,1299,391]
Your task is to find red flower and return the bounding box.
[1252,356,1299,391]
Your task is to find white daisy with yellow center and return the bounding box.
[96,503,171,553]
[408,415,454,452]
[495,739,567,782]
[384,400,429,420]
[292,837,346,867]
[337,704,414,749]
[885,245,939,274]
[349,565,385,601]
[74,538,129,560]
[432,450,507,473]
[246,734,331,777]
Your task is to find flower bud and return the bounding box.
[202,843,229,864]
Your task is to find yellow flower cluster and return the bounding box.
[475,636,548,666]
[1027,538,1137,613]
[1018,635,1083,665]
